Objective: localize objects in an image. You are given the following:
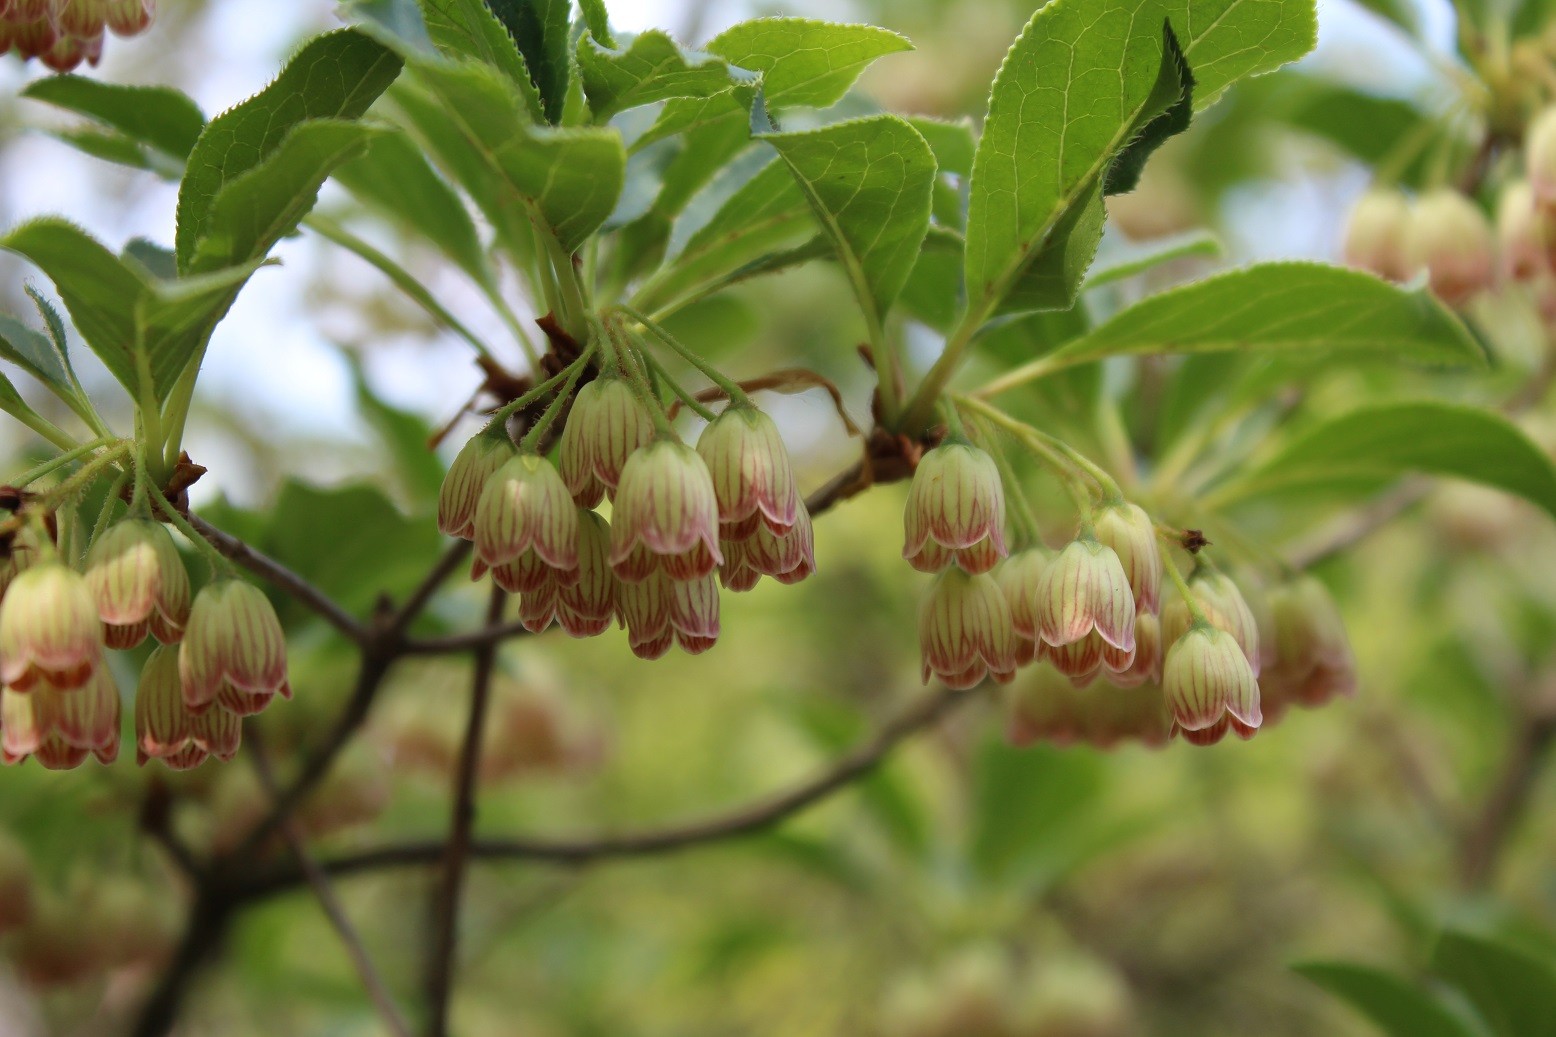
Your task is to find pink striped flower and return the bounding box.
[84,518,190,649]
[1034,537,1135,656]
[557,510,618,638]
[903,441,1007,574]
[135,645,239,769]
[1,668,119,769]
[1162,623,1261,738]
[696,405,800,536]
[617,570,721,659]
[1261,576,1357,722]
[918,568,1017,689]
[1162,568,1261,676]
[996,548,1048,666]
[1094,502,1161,614]
[609,439,723,582]
[0,563,103,692]
[559,376,655,507]
[472,454,580,585]
[719,507,815,591]
[438,431,514,541]
[178,580,289,716]
[1105,609,1161,689]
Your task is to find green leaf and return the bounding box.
[905,115,976,177]
[1354,0,1420,34]
[190,120,387,272]
[635,89,753,151]
[176,29,402,272]
[995,180,1107,315]
[1045,263,1485,368]
[1230,403,1556,522]
[1105,21,1194,196]
[406,57,626,252]
[405,0,545,121]
[1176,0,1317,107]
[1433,931,1556,1037]
[901,227,964,332]
[576,29,736,120]
[485,0,572,123]
[579,0,613,47]
[332,128,491,286]
[1083,228,1221,289]
[22,75,206,161]
[1294,962,1480,1037]
[0,312,75,398]
[762,115,935,327]
[969,739,1106,884]
[708,18,913,109]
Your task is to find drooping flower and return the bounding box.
[558,376,655,507]
[1404,188,1495,306]
[1085,681,1172,749]
[1,668,120,769]
[1162,568,1261,676]
[0,562,103,691]
[1341,189,1412,282]
[557,510,618,638]
[472,453,579,585]
[719,507,815,591]
[617,570,721,659]
[1161,623,1261,738]
[84,518,190,649]
[178,580,289,716]
[1004,663,1084,747]
[609,438,723,582]
[1529,106,1556,212]
[104,0,153,35]
[696,404,800,536]
[1261,576,1357,722]
[1033,537,1135,655]
[1105,609,1161,689]
[997,547,1048,666]
[438,430,514,541]
[918,568,1018,689]
[1496,180,1550,282]
[903,441,1007,574]
[135,645,239,769]
[1093,502,1161,614]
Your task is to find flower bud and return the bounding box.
[617,570,720,658]
[1093,502,1160,614]
[1034,537,1135,654]
[1005,663,1084,746]
[104,0,152,35]
[609,438,723,582]
[1529,106,1556,212]
[1162,568,1260,676]
[903,441,1007,574]
[1085,680,1171,749]
[1404,188,1495,306]
[179,580,289,716]
[438,430,513,541]
[1497,180,1551,282]
[84,518,190,649]
[0,562,103,691]
[1105,609,1161,688]
[472,454,579,583]
[136,645,239,769]
[1161,623,1261,736]
[720,507,815,590]
[1,668,120,769]
[1262,576,1357,719]
[696,404,800,536]
[1342,189,1412,281]
[557,510,617,637]
[918,568,1017,689]
[559,376,655,507]
[997,548,1048,666]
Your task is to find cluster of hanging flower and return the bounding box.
[0,0,154,73]
[1343,110,1556,315]
[0,515,288,770]
[905,441,1356,748]
[439,375,814,659]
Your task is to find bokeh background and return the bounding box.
[5,1,1556,1035]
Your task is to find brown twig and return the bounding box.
[1457,709,1556,890]
[425,585,508,1037]
[401,619,532,656]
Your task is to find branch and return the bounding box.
[238,684,979,899]
[425,585,507,1037]
[1458,709,1556,890]
[188,513,369,645]
[389,540,472,637]
[401,619,532,656]
[251,732,415,1037]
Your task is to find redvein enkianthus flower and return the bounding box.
[438,429,514,541]
[1262,576,1357,719]
[1342,189,1412,282]
[1405,188,1495,306]
[1,668,120,769]
[1162,568,1261,676]
[903,440,1007,574]
[696,404,800,537]
[1094,502,1161,614]
[179,580,289,716]
[135,645,239,770]
[919,568,1017,689]
[609,438,723,582]
[559,375,655,507]
[472,453,580,588]
[1034,537,1135,656]
[720,507,816,591]
[1105,609,1161,689]
[0,562,103,691]
[617,570,721,659]
[84,518,190,649]
[1162,622,1261,741]
[997,548,1048,666]
[558,510,618,637]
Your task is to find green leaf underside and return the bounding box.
[707,18,913,109]
[1082,228,1222,289]
[1234,402,1556,523]
[578,0,613,47]
[1047,263,1484,367]
[405,58,626,253]
[484,0,571,123]
[763,115,935,324]
[995,180,1107,315]
[333,129,490,286]
[416,0,545,120]
[1294,963,1479,1037]
[22,75,206,160]
[1432,931,1556,1037]
[577,30,736,120]
[176,29,403,273]
[965,0,1316,320]
[901,227,965,332]
[905,115,976,177]
[0,311,75,398]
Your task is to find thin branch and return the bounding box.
[187,513,369,645]
[238,684,979,899]
[402,619,532,656]
[389,539,473,637]
[1458,710,1556,890]
[425,585,508,1037]
[251,732,415,1037]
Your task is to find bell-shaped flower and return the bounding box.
[558,510,618,638]
[179,580,289,716]
[84,518,190,649]
[1034,537,1135,654]
[902,441,1007,574]
[105,0,154,35]
[1162,568,1261,676]
[438,431,514,541]
[918,568,1017,689]
[609,438,723,582]
[719,508,816,591]
[1094,502,1161,614]
[1,668,119,769]
[1342,189,1412,282]
[0,563,103,691]
[1105,610,1161,689]
[997,548,1048,667]
[135,645,239,769]
[1262,576,1357,720]
[1404,188,1495,306]
[1162,622,1261,737]
[559,376,655,507]
[696,404,800,536]
[1529,106,1556,212]
[472,453,580,587]
[617,570,720,659]
[1004,664,1085,747]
